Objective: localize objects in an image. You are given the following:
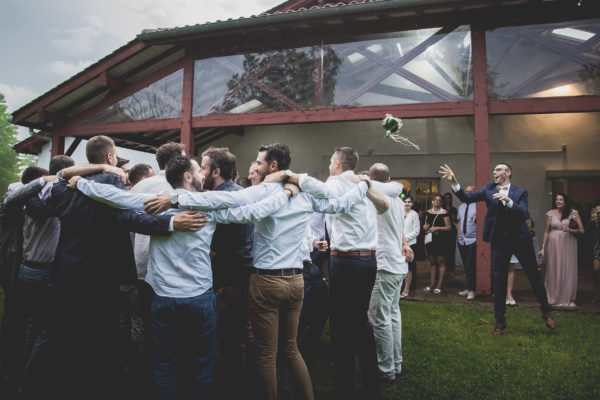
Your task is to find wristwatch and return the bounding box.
[170,194,179,209]
[361,178,372,189]
[283,169,294,183]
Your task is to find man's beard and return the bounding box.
[203,174,215,190]
[192,177,203,192]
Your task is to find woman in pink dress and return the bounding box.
[539,193,584,307]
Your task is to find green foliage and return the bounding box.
[0,92,22,197]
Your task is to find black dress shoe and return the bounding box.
[492,321,506,336]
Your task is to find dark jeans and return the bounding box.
[458,243,476,291]
[491,234,551,323]
[299,261,328,346]
[329,255,379,400]
[151,289,217,400]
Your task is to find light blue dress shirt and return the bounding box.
[457,202,477,246]
[174,181,369,270]
[75,179,289,297]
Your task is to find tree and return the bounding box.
[0,92,22,197]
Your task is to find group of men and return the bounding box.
[0,133,557,400]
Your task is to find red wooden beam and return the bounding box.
[489,95,600,115]
[180,57,195,155]
[63,59,185,131]
[192,101,474,128]
[99,71,129,91]
[61,118,181,137]
[51,129,65,157]
[471,25,491,296]
[38,109,58,124]
[12,41,146,124]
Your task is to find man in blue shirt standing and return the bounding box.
[457,185,477,300]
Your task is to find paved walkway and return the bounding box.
[402,261,600,314]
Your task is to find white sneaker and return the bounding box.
[424,286,431,292]
[458,289,468,296]
[467,291,475,300]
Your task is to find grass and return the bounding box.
[2,288,599,399]
[285,301,600,400]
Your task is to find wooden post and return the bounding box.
[180,57,195,155]
[471,25,492,295]
[51,127,65,157]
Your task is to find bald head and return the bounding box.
[369,163,390,183]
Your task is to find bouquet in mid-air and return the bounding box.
[381,114,420,150]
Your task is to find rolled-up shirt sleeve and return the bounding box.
[212,190,287,224]
[76,178,152,211]
[308,181,367,214]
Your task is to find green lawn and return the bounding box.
[2,289,599,399]
[289,302,600,400]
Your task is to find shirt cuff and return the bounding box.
[451,183,460,192]
[38,177,46,187]
[506,198,513,208]
[297,173,308,187]
[168,217,174,231]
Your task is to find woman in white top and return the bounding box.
[401,196,421,298]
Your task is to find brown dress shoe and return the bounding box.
[492,322,506,336]
[542,312,556,329]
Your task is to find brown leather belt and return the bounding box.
[330,250,376,257]
[250,267,303,276]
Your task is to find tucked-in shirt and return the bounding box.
[130,170,174,279]
[403,209,420,246]
[298,172,402,251]
[75,179,290,298]
[457,202,477,245]
[376,196,408,274]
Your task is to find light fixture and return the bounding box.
[228,99,262,113]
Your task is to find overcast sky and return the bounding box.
[0,0,281,137]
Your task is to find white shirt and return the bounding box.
[403,209,420,246]
[376,195,408,274]
[298,172,402,251]
[300,221,317,263]
[130,170,174,280]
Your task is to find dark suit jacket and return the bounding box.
[27,173,171,299]
[454,182,530,243]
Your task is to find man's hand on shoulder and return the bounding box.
[263,171,286,183]
[67,176,82,189]
[144,194,172,214]
[173,210,208,232]
[102,165,128,185]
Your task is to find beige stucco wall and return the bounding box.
[204,112,600,235]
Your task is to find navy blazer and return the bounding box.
[28,173,171,297]
[454,182,530,243]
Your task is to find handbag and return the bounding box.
[424,213,439,245]
[424,232,433,244]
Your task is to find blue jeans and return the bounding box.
[151,289,217,400]
[329,255,379,399]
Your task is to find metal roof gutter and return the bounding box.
[137,0,483,42]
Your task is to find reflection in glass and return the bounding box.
[87,69,183,123]
[486,19,600,99]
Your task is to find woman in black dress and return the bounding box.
[423,193,451,294]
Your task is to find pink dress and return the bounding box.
[544,209,578,307]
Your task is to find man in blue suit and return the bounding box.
[439,163,555,336]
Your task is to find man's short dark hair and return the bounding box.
[21,166,48,184]
[156,142,185,170]
[368,163,389,183]
[258,143,291,171]
[49,155,74,175]
[116,157,130,169]
[128,163,153,187]
[165,155,193,188]
[498,162,513,178]
[334,147,358,171]
[201,147,236,181]
[86,135,115,164]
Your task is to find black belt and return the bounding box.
[22,261,53,269]
[250,267,303,276]
[330,250,376,257]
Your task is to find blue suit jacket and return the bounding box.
[454,182,530,243]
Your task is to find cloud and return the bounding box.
[0,83,40,113]
[51,15,105,56]
[45,60,94,80]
